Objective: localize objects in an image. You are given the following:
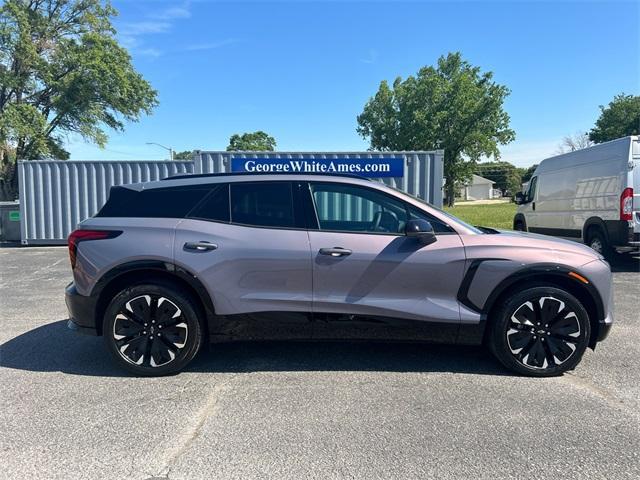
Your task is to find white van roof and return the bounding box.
[535,136,636,175]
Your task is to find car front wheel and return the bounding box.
[103,283,203,376]
[488,286,590,377]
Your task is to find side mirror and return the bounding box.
[405,219,436,245]
[514,192,525,205]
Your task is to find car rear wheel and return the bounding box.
[488,286,590,377]
[103,283,203,376]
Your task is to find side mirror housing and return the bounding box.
[514,192,525,205]
[405,219,436,245]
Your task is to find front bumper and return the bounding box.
[65,282,99,335]
[596,313,613,342]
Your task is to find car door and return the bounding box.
[306,181,466,342]
[174,181,313,340]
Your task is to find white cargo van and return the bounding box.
[514,136,639,256]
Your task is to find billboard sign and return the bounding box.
[230,156,404,178]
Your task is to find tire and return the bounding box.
[586,227,612,259]
[103,283,204,376]
[488,286,591,377]
[514,221,526,232]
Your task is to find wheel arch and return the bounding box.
[513,213,527,230]
[91,261,215,336]
[583,217,608,244]
[483,268,604,349]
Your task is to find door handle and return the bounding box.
[319,247,352,257]
[184,241,218,251]
[532,202,536,211]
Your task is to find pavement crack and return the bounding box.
[563,372,639,420]
[154,377,235,475]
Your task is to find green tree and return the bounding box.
[475,161,521,196]
[173,150,194,160]
[226,131,276,151]
[520,164,538,184]
[589,93,640,143]
[0,0,158,200]
[357,52,515,206]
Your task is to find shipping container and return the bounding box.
[18,151,443,244]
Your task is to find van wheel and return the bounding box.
[488,286,590,377]
[586,228,611,258]
[103,283,203,376]
[514,221,526,232]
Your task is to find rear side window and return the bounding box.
[97,185,210,218]
[230,182,295,228]
[188,184,230,222]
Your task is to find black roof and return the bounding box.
[163,172,371,181]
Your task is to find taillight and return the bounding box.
[620,187,633,221]
[68,229,121,268]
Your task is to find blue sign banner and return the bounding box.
[230,157,404,178]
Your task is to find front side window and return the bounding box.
[407,206,455,233]
[527,177,538,203]
[310,183,409,234]
[230,182,295,228]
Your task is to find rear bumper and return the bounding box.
[65,282,99,335]
[606,221,637,248]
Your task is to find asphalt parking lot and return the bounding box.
[1,247,639,480]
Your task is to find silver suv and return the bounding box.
[65,173,613,377]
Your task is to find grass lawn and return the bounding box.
[445,202,517,230]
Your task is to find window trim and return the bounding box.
[185,181,312,232]
[181,180,457,236]
[307,181,456,236]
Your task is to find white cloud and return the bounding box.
[119,21,172,36]
[184,38,239,51]
[360,49,378,64]
[136,48,163,58]
[117,3,192,59]
[149,6,191,20]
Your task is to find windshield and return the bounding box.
[386,184,484,234]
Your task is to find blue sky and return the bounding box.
[67,0,639,167]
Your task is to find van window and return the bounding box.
[230,182,295,228]
[527,177,538,203]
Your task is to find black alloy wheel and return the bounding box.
[103,284,203,376]
[489,286,590,376]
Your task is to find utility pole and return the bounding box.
[145,142,174,161]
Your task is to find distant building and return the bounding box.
[459,174,499,201]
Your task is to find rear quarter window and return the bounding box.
[97,185,211,218]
